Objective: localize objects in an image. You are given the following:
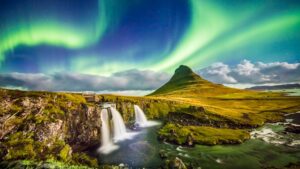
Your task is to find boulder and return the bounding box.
[168,157,187,169]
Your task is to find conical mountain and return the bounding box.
[149,65,241,96]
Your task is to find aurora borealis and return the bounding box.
[0,0,300,92]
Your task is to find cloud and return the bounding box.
[0,69,170,92]
[197,60,300,84]
[235,60,259,76]
[202,62,237,83]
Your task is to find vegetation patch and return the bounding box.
[4,132,36,160]
[0,159,97,169]
[159,123,250,145]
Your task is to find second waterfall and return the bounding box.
[134,105,159,127]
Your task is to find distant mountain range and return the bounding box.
[246,83,300,90]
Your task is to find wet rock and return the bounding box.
[285,124,300,134]
[159,150,168,159]
[167,157,187,169]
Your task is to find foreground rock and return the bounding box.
[0,91,100,167]
[285,124,300,134]
[163,157,187,169]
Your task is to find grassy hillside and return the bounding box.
[148,65,300,126]
[147,65,300,145]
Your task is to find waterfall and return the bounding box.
[98,105,138,154]
[98,109,118,154]
[110,107,135,142]
[134,105,159,127]
[134,105,148,127]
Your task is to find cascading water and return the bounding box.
[98,109,118,154]
[134,105,148,127]
[98,105,138,154]
[110,107,136,142]
[134,105,159,127]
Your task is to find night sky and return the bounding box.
[0,0,299,93]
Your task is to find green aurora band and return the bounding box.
[0,0,123,65]
[185,10,300,67]
[151,0,300,72]
[0,0,299,74]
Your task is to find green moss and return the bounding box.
[147,102,171,118]
[4,142,36,160]
[2,160,97,169]
[3,132,75,163]
[59,144,72,162]
[61,93,86,104]
[33,113,50,124]
[5,132,34,146]
[9,104,23,113]
[4,132,36,160]
[53,139,66,148]
[72,153,98,168]
[20,160,33,165]
[44,104,65,115]
[6,117,24,126]
[159,123,250,145]
[46,139,68,159]
[46,159,96,169]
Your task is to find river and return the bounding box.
[92,113,300,168]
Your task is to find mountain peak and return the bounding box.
[149,65,209,95]
[175,65,193,75]
[149,65,240,96]
[170,65,203,82]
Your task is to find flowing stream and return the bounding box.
[92,112,300,168]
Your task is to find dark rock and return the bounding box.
[168,157,187,169]
[159,150,168,159]
[188,106,205,112]
[186,134,194,146]
[285,124,300,134]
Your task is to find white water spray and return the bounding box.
[98,109,118,154]
[134,105,159,127]
[134,105,148,127]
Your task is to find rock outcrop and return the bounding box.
[0,91,101,167]
[285,124,300,134]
